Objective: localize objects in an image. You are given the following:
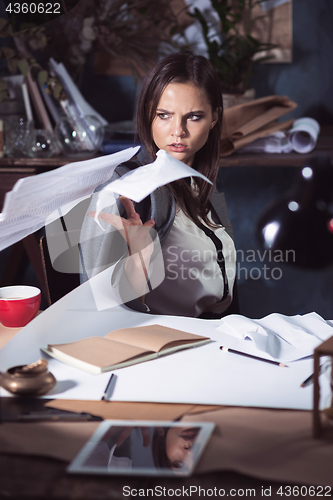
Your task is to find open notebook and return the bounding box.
[42,324,210,374]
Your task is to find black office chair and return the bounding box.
[39,231,81,306]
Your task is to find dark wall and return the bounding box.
[250,0,333,125]
[231,0,333,319]
[79,58,138,124]
[217,167,333,320]
[78,0,333,126]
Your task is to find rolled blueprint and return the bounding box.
[288,117,320,154]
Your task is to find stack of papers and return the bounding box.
[216,312,333,362]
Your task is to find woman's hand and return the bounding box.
[103,426,151,448]
[87,196,155,303]
[88,196,155,258]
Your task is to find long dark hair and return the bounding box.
[136,50,223,229]
[152,428,172,469]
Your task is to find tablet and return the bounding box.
[67,420,214,477]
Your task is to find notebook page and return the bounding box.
[105,324,209,353]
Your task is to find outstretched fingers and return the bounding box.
[87,211,125,233]
[119,196,141,223]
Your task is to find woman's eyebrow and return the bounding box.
[156,108,173,114]
[156,108,205,115]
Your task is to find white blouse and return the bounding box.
[145,208,236,317]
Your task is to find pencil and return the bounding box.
[300,373,314,388]
[101,373,116,401]
[219,346,287,367]
[300,363,326,388]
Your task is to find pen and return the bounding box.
[101,373,116,401]
[219,346,287,367]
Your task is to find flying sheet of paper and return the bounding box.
[94,149,212,230]
[0,146,140,251]
[103,149,211,202]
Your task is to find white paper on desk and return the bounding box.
[0,277,332,410]
[0,146,140,251]
[256,312,333,346]
[216,312,333,362]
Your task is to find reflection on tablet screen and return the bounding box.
[67,421,214,477]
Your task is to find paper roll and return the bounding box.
[288,117,320,154]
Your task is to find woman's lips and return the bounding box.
[168,143,188,153]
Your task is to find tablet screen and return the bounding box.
[67,420,214,477]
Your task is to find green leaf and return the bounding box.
[193,7,209,37]
[53,83,62,100]
[17,58,29,76]
[48,77,57,86]
[39,35,48,48]
[38,69,48,86]
[170,25,177,37]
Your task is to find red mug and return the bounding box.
[0,286,41,328]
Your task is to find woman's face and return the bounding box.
[165,426,200,471]
[151,82,218,166]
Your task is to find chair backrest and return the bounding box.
[39,231,81,306]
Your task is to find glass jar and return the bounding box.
[55,114,104,158]
[28,128,56,158]
[4,116,33,157]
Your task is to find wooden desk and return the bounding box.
[0,456,303,500]
[1,325,329,500]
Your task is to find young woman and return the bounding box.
[80,50,238,318]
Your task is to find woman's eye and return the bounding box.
[157,113,169,120]
[188,114,201,121]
